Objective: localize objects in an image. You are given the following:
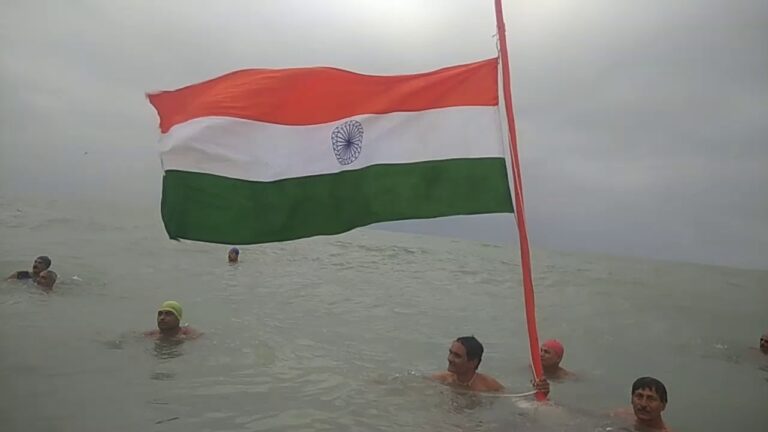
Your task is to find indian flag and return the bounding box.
[147,58,514,244]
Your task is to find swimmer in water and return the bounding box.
[613,376,672,431]
[36,270,57,291]
[144,301,202,340]
[760,331,768,355]
[6,256,51,281]
[228,247,240,264]
[432,336,550,394]
[540,339,575,380]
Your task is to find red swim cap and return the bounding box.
[542,339,564,359]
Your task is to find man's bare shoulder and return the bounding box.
[608,408,673,432]
[475,373,504,392]
[181,327,202,339]
[431,371,453,383]
[552,368,577,381]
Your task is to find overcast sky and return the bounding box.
[1,0,766,269]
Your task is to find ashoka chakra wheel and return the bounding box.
[331,120,363,165]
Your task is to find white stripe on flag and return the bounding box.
[160,106,504,182]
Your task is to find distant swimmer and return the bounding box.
[144,301,202,340]
[432,336,550,394]
[612,376,672,431]
[540,339,575,381]
[6,255,51,281]
[228,247,240,264]
[36,270,57,292]
[760,331,768,355]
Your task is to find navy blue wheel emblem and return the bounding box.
[331,120,363,165]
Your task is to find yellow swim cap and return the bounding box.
[158,301,183,321]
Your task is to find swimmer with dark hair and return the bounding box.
[227,247,240,264]
[7,256,51,282]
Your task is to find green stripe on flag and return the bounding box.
[161,158,513,244]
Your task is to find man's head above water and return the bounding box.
[145,300,201,341]
[434,336,543,394]
[36,270,57,290]
[156,301,183,333]
[32,256,51,276]
[631,376,668,428]
[540,339,564,368]
[228,247,240,263]
[760,331,768,354]
[447,336,484,374]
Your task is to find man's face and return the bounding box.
[36,271,55,289]
[157,310,180,331]
[760,333,768,354]
[32,258,49,275]
[228,251,238,263]
[540,345,561,368]
[447,341,476,374]
[631,387,666,423]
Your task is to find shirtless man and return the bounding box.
[228,247,240,264]
[613,376,672,431]
[432,336,549,394]
[540,339,574,380]
[144,301,202,340]
[7,256,51,281]
[36,270,57,291]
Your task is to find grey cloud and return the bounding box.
[1,0,766,268]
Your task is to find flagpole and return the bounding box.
[493,0,546,401]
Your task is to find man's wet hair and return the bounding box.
[456,336,484,370]
[631,376,668,404]
[36,256,51,268]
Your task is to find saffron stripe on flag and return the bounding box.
[148,58,498,132]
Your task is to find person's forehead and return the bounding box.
[634,388,659,396]
[450,341,466,354]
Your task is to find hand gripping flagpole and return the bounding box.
[493,0,547,401]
